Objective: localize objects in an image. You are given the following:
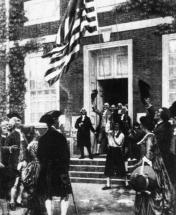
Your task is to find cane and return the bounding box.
[71,186,79,215]
[68,175,79,215]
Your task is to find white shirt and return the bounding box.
[15,128,24,141]
[108,131,124,148]
[114,132,124,147]
[81,115,85,121]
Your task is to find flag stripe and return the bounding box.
[45,43,80,78]
[43,0,98,85]
[51,31,80,64]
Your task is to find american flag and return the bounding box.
[44,0,98,86]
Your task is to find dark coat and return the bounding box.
[0,133,20,199]
[154,121,173,182]
[127,129,145,160]
[75,116,95,148]
[120,114,131,136]
[146,105,155,121]
[154,121,172,156]
[4,130,28,169]
[0,134,9,166]
[37,127,71,198]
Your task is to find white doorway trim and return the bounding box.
[162,33,176,108]
[83,39,133,121]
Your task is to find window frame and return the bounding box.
[24,51,60,127]
[96,46,128,80]
[95,0,127,12]
[24,0,60,26]
[162,33,176,107]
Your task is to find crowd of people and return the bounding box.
[75,98,176,214]
[75,102,138,189]
[0,111,71,215]
[0,97,176,215]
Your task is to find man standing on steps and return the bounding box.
[92,103,111,155]
[75,108,95,159]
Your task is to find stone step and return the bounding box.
[70,171,104,178]
[70,166,134,174]
[69,157,138,184]
[70,164,105,172]
[70,163,136,173]
[70,157,138,166]
[70,177,127,185]
[70,158,106,166]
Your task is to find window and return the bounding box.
[97,46,128,79]
[95,0,127,12]
[24,0,60,26]
[163,34,176,107]
[24,52,60,125]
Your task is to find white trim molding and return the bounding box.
[162,33,176,108]
[9,35,57,48]
[86,16,174,36]
[3,16,173,49]
[24,0,60,26]
[83,39,133,121]
[95,0,127,13]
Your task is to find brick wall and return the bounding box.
[0,0,7,119]
[113,27,162,119]
[98,11,159,27]
[0,0,6,42]
[20,4,160,40]
[60,56,84,116]
[4,0,165,121]
[67,27,162,120]
[22,21,60,39]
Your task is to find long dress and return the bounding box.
[134,133,175,215]
[21,139,42,215]
[105,123,126,177]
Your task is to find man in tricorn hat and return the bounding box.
[37,110,72,215]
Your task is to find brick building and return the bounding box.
[0,0,176,154]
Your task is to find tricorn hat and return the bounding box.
[169,101,176,117]
[130,165,157,192]
[39,110,62,124]
[7,111,22,120]
[138,80,151,105]
[140,116,154,131]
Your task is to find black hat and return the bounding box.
[160,107,170,122]
[39,110,62,124]
[169,101,176,117]
[130,165,157,192]
[140,116,154,131]
[91,89,98,104]
[7,111,22,120]
[138,80,151,105]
